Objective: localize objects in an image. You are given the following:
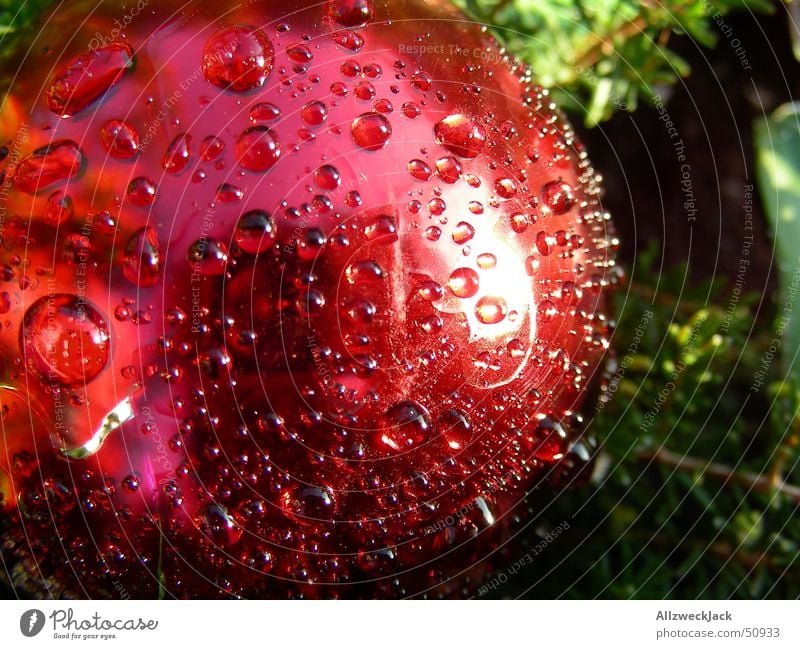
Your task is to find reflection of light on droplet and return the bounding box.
[434,232,535,343]
[475,296,507,324]
[407,179,536,360]
[61,396,134,459]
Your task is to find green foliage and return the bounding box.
[755,102,800,378]
[0,0,52,35]
[518,245,800,598]
[457,0,773,124]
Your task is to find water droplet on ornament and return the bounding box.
[301,100,328,126]
[44,191,74,226]
[314,164,340,190]
[234,210,276,254]
[188,238,229,275]
[380,400,431,452]
[123,227,161,287]
[15,140,85,194]
[495,177,517,198]
[364,215,397,243]
[47,43,134,117]
[408,159,432,181]
[542,180,576,214]
[200,135,226,161]
[126,176,156,206]
[351,112,391,150]
[447,267,479,298]
[249,102,281,123]
[202,25,274,91]
[236,126,281,171]
[434,114,486,158]
[21,294,110,386]
[329,0,374,27]
[99,119,139,159]
[163,133,192,173]
[402,102,421,119]
[437,408,472,450]
[435,156,461,184]
[475,296,508,324]
[452,221,475,244]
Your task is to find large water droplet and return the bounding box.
[329,0,374,27]
[200,135,226,161]
[437,408,472,450]
[425,226,442,241]
[20,294,110,386]
[342,298,376,323]
[287,44,313,64]
[44,191,74,226]
[283,485,337,521]
[525,416,568,461]
[402,102,421,119]
[452,221,475,245]
[346,260,384,283]
[250,102,281,123]
[535,231,552,256]
[434,114,486,159]
[333,30,365,51]
[236,126,281,172]
[510,212,530,233]
[351,112,391,151]
[495,177,517,199]
[188,238,229,275]
[302,100,328,126]
[202,25,274,92]
[475,296,508,324]
[314,164,340,190]
[542,180,576,214]
[477,253,497,269]
[47,43,134,117]
[216,182,244,203]
[123,227,161,287]
[126,176,157,206]
[163,133,192,174]
[380,400,431,452]
[341,59,361,77]
[234,210,276,254]
[537,299,557,321]
[99,119,140,159]
[411,70,432,92]
[364,215,398,243]
[408,159,432,181]
[62,234,92,266]
[416,279,443,301]
[199,503,243,547]
[354,80,376,100]
[15,141,85,194]
[447,267,480,298]
[435,156,462,184]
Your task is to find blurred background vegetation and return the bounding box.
[2,0,800,598]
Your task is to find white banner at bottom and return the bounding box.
[0,600,797,648]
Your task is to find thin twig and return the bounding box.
[574,16,648,69]
[638,447,800,502]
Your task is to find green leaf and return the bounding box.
[754,102,800,380]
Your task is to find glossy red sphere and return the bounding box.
[0,0,619,598]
